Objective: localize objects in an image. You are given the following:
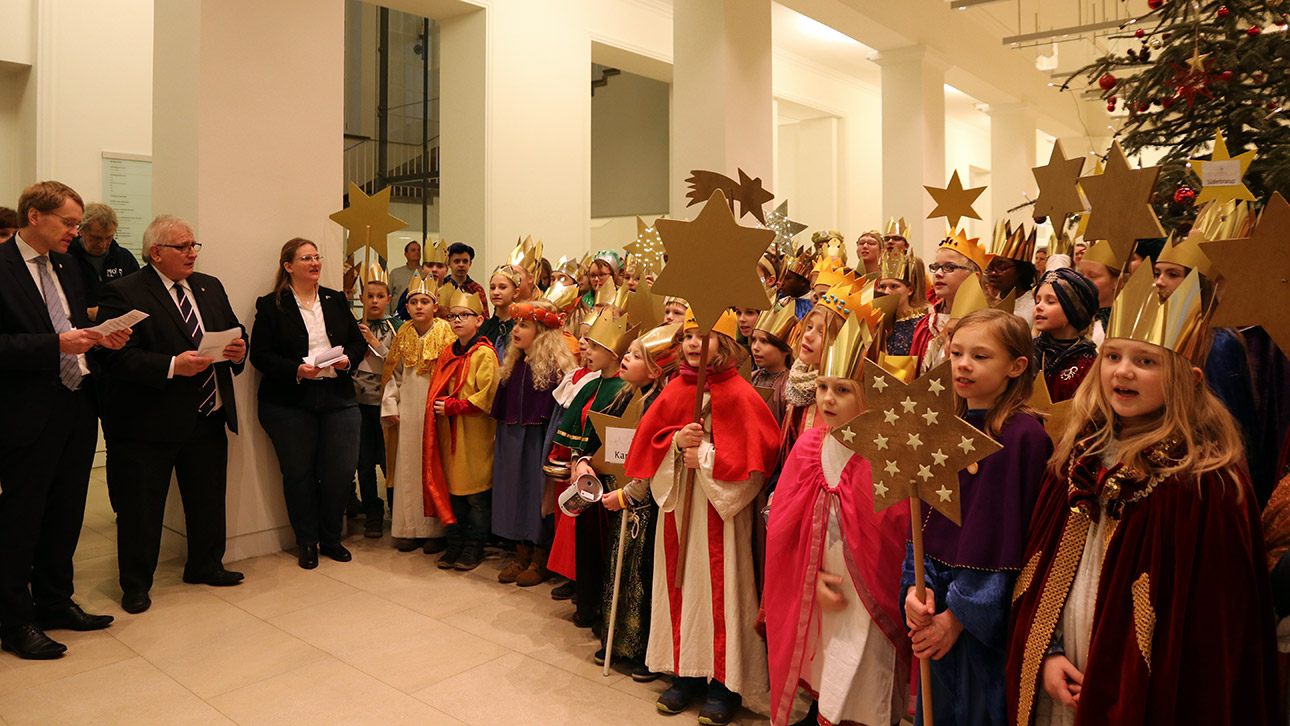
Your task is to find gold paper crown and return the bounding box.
[758,254,779,283]
[939,228,989,272]
[623,253,639,276]
[424,239,449,265]
[616,287,659,330]
[816,234,848,265]
[508,236,543,278]
[879,248,915,282]
[541,280,580,312]
[814,259,850,289]
[406,269,438,299]
[663,295,689,309]
[783,245,817,278]
[638,323,682,369]
[1048,231,1074,258]
[988,222,1037,263]
[1107,262,1207,363]
[553,255,580,281]
[362,261,389,287]
[885,217,910,239]
[491,263,522,288]
[821,313,875,381]
[817,278,883,332]
[1083,238,1130,271]
[949,274,990,320]
[586,308,640,358]
[684,306,739,341]
[444,285,485,316]
[594,276,618,307]
[754,304,798,343]
[1155,234,1211,275]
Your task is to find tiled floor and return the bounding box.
[0,470,777,725]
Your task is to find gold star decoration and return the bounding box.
[1027,373,1075,441]
[1200,192,1290,354]
[832,360,1002,524]
[925,170,986,229]
[330,181,408,260]
[765,201,809,256]
[1079,141,1164,265]
[586,391,646,479]
[1032,139,1086,224]
[625,217,667,279]
[1191,130,1257,206]
[652,188,775,332]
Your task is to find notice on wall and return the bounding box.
[101,153,152,260]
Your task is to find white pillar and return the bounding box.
[438,8,486,254]
[670,0,773,219]
[987,102,1038,226]
[153,0,346,560]
[872,46,947,259]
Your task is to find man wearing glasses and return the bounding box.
[95,215,249,616]
[66,203,139,321]
[0,181,131,659]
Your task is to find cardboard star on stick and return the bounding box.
[765,200,808,257]
[832,360,1002,525]
[1191,130,1257,206]
[1027,374,1075,441]
[625,217,667,279]
[652,187,775,331]
[1032,140,1086,223]
[1079,141,1164,262]
[685,169,775,225]
[925,170,986,230]
[587,391,646,479]
[1200,192,1290,354]
[330,181,408,259]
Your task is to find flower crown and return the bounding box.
[509,303,566,329]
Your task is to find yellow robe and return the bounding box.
[432,342,499,496]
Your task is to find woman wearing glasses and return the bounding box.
[251,238,366,570]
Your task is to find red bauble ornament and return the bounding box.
[1173,186,1196,205]
[1099,73,1118,91]
[1138,100,1152,112]
[1248,26,1262,36]
[1217,6,1230,17]
[1147,0,1163,8]
[1221,70,1235,81]
[1107,101,1117,112]
[1135,28,1146,38]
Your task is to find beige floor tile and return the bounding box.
[316,549,514,620]
[72,527,117,562]
[203,551,358,620]
[107,588,326,698]
[0,657,233,725]
[0,630,136,698]
[209,659,465,726]
[268,591,509,693]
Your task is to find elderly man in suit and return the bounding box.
[0,181,131,660]
[96,215,249,615]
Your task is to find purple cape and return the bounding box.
[491,358,557,426]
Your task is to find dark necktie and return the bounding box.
[174,282,217,415]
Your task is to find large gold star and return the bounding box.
[925,170,986,229]
[586,391,646,479]
[1191,130,1257,206]
[1080,141,1164,258]
[1200,192,1290,354]
[625,216,666,279]
[652,188,775,331]
[1027,373,1075,442]
[1032,140,1086,223]
[330,182,407,259]
[832,360,1002,524]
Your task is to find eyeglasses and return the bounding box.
[589,272,611,280]
[160,242,203,254]
[297,254,324,263]
[445,313,479,322]
[928,262,970,274]
[46,212,81,229]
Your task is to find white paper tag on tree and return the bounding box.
[1202,160,1241,187]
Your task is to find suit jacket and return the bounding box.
[250,287,365,409]
[95,267,247,442]
[0,239,97,447]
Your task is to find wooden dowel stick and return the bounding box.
[909,481,935,726]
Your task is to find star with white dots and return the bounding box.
[885,460,900,476]
[958,436,976,454]
[884,409,899,425]
[922,408,939,426]
[874,433,889,450]
[872,375,888,393]
[936,485,953,502]
[901,397,916,413]
[907,433,923,450]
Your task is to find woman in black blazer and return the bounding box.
[251,238,366,569]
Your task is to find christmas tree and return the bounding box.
[1074,0,1290,228]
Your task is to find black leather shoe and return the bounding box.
[299,544,319,570]
[121,591,151,614]
[183,569,245,587]
[319,543,352,562]
[35,602,114,631]
[1,625,66,660]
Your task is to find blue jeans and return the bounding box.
[258,399,360,547]
[447,491,491,543]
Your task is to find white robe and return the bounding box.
[646,398,769,696]
[381,363,444,539]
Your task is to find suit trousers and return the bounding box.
[108,413,229,596]
[258,399,360,548]
[0,385,97,631]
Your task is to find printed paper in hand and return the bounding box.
[197,328,242,358]
[87,309,148,335]
[305,346,347,368]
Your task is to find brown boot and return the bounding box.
[516,546,552,587]
[498,542,532,583]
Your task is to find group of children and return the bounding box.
[345,212,1281,725]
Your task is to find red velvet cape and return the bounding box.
[420,336,495,523]
[764,427,911,726]
[1006,454,1279,726]
[624,364,779,482]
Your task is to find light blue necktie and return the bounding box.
[34,256,83,391]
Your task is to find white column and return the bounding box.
[438,7,486,254]
[670,0,773,218]
[153,0,346,560]
[872,46,948,259]
[987,102,1038,226]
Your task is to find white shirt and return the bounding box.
[293,286,337,379]
[155,266,222,411]
[15,233,90,375]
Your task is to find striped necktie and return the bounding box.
[174,282,217,415]
[33,256,83,391]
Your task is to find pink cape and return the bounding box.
[764,426,912,726]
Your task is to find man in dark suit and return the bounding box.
[0,181,131,660]
[96,215,249,615]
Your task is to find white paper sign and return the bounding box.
[197,328,242,358]
[603,426,636,468]
[87,309,148,335]
[1202,159,1242,187]
[101,154,152,260]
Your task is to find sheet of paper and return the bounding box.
[197,328,242,358]
[602,426,636,469]
[87,309,148,335]
[305,345,347,368]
